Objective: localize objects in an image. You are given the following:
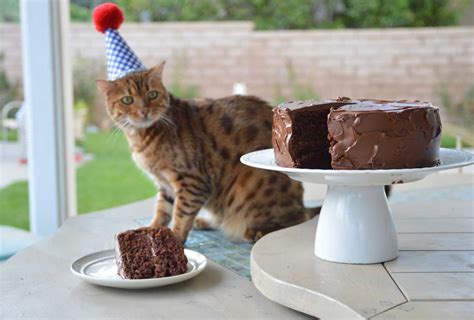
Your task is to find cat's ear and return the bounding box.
[150,61,166,79]
[96,80,116,96]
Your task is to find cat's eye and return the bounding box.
[121,96,134,105]
[148,91,159,100]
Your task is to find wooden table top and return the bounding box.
[251,194,474,319]
[1,173,472,319]
[0,200,309,319]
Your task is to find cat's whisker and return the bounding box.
[106,122,127,145]
[117,119,132,131]
[158,113,177,135]
[110,119,134,142]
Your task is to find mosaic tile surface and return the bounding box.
[135,217,257,279]
[136,183,472,280]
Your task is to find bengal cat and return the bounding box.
[97,61,319,243]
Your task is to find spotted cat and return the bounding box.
[97,61,318,243]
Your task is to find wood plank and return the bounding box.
[391,200,474,219]
[392,273,474,300]
[385,251,474,273]
[395,218,474,233]
[373,301,474,319]
[398,233,474,250]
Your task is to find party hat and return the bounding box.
[93,3,146,80]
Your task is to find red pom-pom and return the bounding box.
[92,3,124,33]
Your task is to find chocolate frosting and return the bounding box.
[272,98,353,168]
[328,100,442,169]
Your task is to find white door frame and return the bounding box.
[20,0,77,237]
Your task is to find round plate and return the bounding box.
[241,148,474,185]
[71,249,207,289]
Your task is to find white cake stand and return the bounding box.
[241,148,474,264]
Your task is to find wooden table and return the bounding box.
[1,174,472,319]
[251,195,474,319]
[0,200,309,319]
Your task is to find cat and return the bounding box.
[97,61,319,243]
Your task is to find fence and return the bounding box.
[1,22,473,105]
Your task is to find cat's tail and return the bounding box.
[306,206,321,220]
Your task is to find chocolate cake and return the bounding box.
[272,98,354,168]
[272,98,441,170]
[328,100,442,169]
[115,227,188,279]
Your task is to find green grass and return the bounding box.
[0,181,29,230]
[440,134,470,149]
[0,130,18,141]
[0,132,156,231]
[0,131,470,231]
[76,132,156,213]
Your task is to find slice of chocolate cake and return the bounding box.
[272,97,354,168]
[115,227,188,279]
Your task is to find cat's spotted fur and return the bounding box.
[97,62,317,243]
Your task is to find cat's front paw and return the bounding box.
[243,228,264,243]
[171,227,188,244]
[149,218,168,229]
[193,217,214,230]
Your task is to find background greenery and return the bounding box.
[0,54,20,108]
[0,0,467,29]
[80,0,467,29]
[0,132,156,230]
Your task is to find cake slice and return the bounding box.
[115,227,188,279]
[272,97,354,168]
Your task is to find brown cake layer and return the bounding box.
[272,97,354,168]
[115,227,188,279]
[328,100,442,169]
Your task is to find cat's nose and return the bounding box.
[139,108,149,117]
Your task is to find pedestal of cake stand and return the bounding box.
[241,148,474,264]
[315,184,397,264]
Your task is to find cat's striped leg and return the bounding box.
[150,191,174,228]
[171,191,208,243]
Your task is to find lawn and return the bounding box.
[0,130,18,141]
[440,134,470,149]
[0,132,156,231]
[0,132,470,231]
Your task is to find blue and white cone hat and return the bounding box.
[93,3,146,81]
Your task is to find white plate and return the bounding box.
[71,249,207,289]
[241,148,474,185]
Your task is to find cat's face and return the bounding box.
[96,61,169,129]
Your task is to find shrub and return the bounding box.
[70,0,467,29]
[72,57,106,128]
[0,53,21,108]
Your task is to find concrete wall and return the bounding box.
[1,22,473,105]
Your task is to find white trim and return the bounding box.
[54,0,77,220]
[20,0,76,237]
